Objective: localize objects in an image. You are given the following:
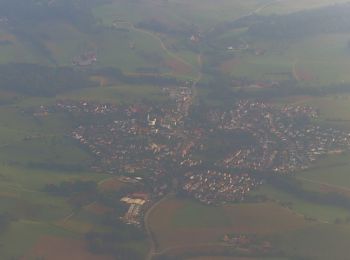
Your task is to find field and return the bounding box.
[93,0,264,31]
[253,184,350,223]
[149,196,350,259]
[59,84,168,105]
[149,198,308,251]
[24,235,114,260]
[186,257,288,260]
[262,0,350,15]
[276,94,350,126]
[270,94,350,196]
[218,33,350,87]
[271,224,350,260]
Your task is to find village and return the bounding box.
[221,233,274,254]
[213,101,350,173]
[182,171,262,205]
[33,86,350,224]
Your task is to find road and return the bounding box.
[119,21,195,72]
[145,193,175,260]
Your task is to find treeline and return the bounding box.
[0,0,95,31]
[206,3,350,42]
[265,174,350,211]
[0,63,182,97]
[137,18,193,36]
[247,3,350,39]
[202,77,350,103]
[93,67,181,86]
[0,213,13,233]
[26,162,86,172]
[241,83,350,100]
[0,63,95,96]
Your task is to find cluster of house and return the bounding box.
[54,100,120,115]
[231,78,280,89]
[226,42,265,56]
[0,16,9,25]
[67,86,195,174]
[213,101,350,173]
[222,234,273,253]
[164,85,193,119]
[120,193,149,226]
[34,88,350,217]
[182,171,261,205]
[72,52,97,67]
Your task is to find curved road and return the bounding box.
[145,193,174,260]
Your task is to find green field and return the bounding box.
[149,196,350,259]
[271,224,350,260]
[59,84,168,104]
[279,94,350,126]
[0,220,76,259]
[149,198,308,250]
[93,0,264,31]
[218,32,350,87]
[254,184,350,223]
